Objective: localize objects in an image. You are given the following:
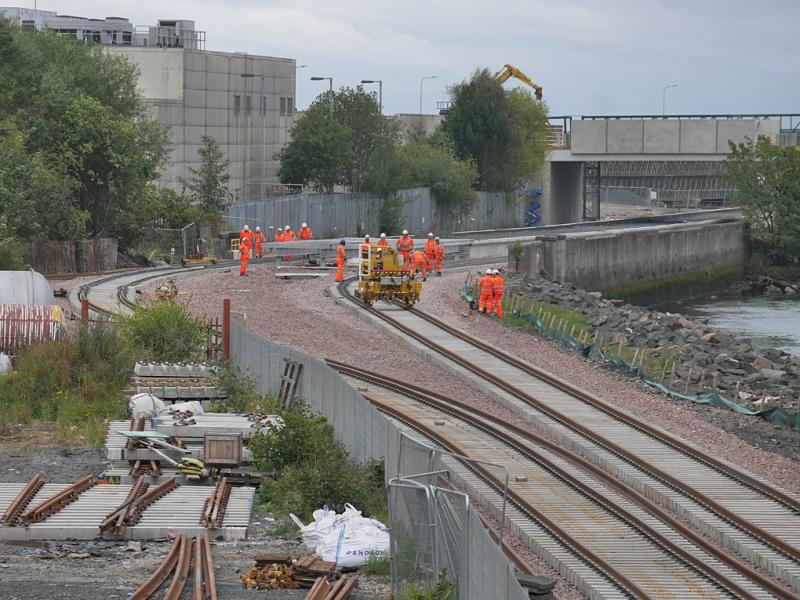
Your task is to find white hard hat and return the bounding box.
[285,225,291,229]
[428,232,433,237]
[268,225,274,230]
[485,269,492,275]
[435,236,440,241]
[493,269,500,275]
[302,222,307,228]
[365,234,370,239]
[243,225,249,230]
[256,226,261,231]
[380,233,386,238]
[402,229,408,235]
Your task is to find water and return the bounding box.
[669,294,800,356]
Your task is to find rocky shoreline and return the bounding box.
[504,273,800,414]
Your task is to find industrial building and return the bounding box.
[2,7,297,200]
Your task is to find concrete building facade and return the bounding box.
[107,48,296,199]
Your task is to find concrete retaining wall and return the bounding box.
[516,219,746,292]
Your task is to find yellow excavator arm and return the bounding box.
[493,64,543,100]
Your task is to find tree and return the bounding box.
[440,69,550,191]
[182,136,230,215]
[726,136,800,259]
[0,17,169,249]
[277,86,399,193]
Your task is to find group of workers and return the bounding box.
[237,222,314,276]
[335,230,446,283]
[477,268,505,317]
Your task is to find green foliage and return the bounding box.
[181,136,231,216]
[251,402,386,521]
[510,240,524,271]
[399,573,458,600]
[119,301,208,363]
[0,17,169,249]
[391,144,477,212]
[0,216,24,270]
[0,325,133,446]
[379,195,406,235]
[726,136,800,260]
[149,187,212,230]
[441,69,550,191]
[215,369,280,413]
[361,555,390,577]
[278,86,398,194]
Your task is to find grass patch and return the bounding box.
[503,296,592,341]
[119,300,208,363]
[0,324,133,446]
[269,521,300,540]
[399,574,458,600]
[361,555,390,577]
[250,401,386,523]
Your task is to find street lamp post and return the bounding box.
[662,84,678,115]
[419,75,437,115]
[360,79,383,115]
[311,76,334,118]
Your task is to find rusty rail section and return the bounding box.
[200,478,231,529]
[130,533,217,600]
[331,362,797,600]
[125,476,178,528]
[1,474,45,526]
[19,475,96,525]
[100,476,150,537]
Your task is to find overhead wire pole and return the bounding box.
[662,83,678,115]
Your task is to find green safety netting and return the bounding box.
[460,286,800,433]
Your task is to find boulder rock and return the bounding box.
[760,368,786,380]
[752,356,774,370]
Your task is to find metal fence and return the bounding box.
[228,317,529,600]
[225,188,525,238]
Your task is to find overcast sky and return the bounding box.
[32,1,800,116]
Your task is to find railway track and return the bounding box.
[130,533,217,600]
[332,361,795,599]
[336,280,800,597]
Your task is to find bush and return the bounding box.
[119,301,207,363]
[379,195,406,236]
[215,368,280,413]
[399,574,458,600]
[0,324,133,445]
[251,402,386,521]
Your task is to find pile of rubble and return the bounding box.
[505,273,800,412]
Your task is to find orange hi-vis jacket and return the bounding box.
[492,273,505,296]
[254,231,265,250]
[275,230,285,243]
[424,238,436,258]
[239,236,252,259]
[283,230,297,241]
[300,226,313,240]
[479,275,494,296]
[377,238,390,247]
[240,228,254,244]
[395,235,414,253]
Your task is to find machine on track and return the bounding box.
[356,244,422,307]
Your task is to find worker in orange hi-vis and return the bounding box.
[282,224,296,261]
[299,222,313,240]
[433,236,446,276]
[478,268,494,313]
[408,249,428,281]
[360,234,371,256]
[239,236,252,276]
[274,226,285,243]
[395,229,414,270]
[423,232,437,272]
[492,269,505,317]
[335,239,346,282]
[377,232,390,247]
[239,224,254,247]
[254,226,265,258]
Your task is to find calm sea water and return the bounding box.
[669,294,800,356]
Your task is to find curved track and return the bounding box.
[336,279,800,598]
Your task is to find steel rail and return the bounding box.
[337,281,800,567]
[130,535,185,600]
[2,474,44,526]
[409,304,800,515]
[19,474,96,525]
[100,476,149,536]
[201,533,218,600]
[332,361,794,600]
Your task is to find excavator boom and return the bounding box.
[493,63,543,100]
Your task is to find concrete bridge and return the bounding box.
[539,114,799,225]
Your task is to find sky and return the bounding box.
[23,1,800,116]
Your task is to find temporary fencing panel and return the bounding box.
[0,305,66,352]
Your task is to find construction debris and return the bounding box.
[240,554,351,592]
